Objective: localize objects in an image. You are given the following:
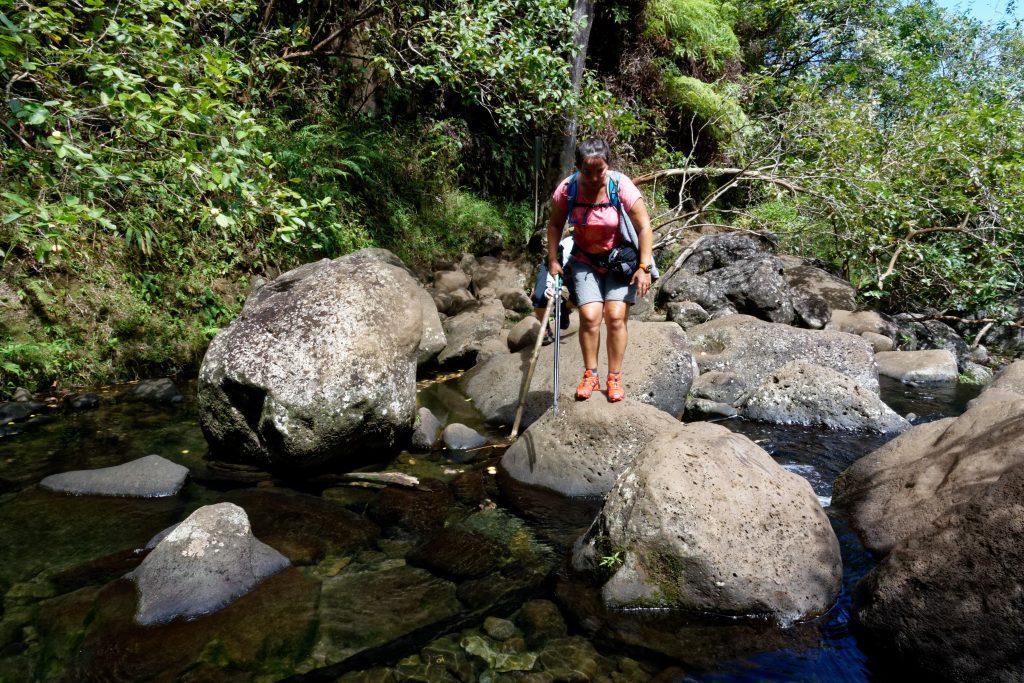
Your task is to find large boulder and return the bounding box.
[852,464,1024,682]
[784,263,857,311]
[875,349,958,383]
[833,397,1024,554]
[893,315,970,370]
[687,315,879,398]
[713,256,796,324]
[743,361,909,433]
[462,321,695,431]
[128,503,290,625]
[969,359,1024,406]
[656,270,730,312]
[825,310,900,344]
[573,422,841,621]
[437,300,507,368]
[40,454,189,498]
[198,250,425,469]
[501,397,683,496]
[470,257,530,298]
[680,233,774,273]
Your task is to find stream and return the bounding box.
[0,376,981,681]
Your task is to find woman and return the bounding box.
[547,138,653,402]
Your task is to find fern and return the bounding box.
[661,72,747,141]
[645,0,740,75]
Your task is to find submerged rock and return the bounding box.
[833,397,1024,554]
[127,378,183,403]
[40,454,189,498]
[64,393,100,410]
[442,423,488,450]
[463,321,694,431]
[688,314,879,397]
[198,249,426,469]
[574,422,841,621]
[0,400,46,423]
[128,503,289,625]
[743,361,909,433]
[501,397,683,496]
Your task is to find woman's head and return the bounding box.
[575,138,611,190]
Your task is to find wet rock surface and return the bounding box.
[688,314,879,396]
[501,397,683,496]
[40,454,189,498]
[442,423,488,450]
[743,361,909,433]
[0,400,46,423]
[574,422,842,620]
[126,378,183,403]
[463,321,694,431]
[128,502,290,625]
[411,406,443,451]
[198,249,426,469]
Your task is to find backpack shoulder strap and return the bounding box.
[608,172,622,211]
[566,171,580,215]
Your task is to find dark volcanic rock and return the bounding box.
[127,378,183,403]
[407,527,507,579]
[40,454,189,498]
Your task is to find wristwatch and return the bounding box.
[638,262,652,274]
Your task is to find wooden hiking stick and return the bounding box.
[510,284,559,440]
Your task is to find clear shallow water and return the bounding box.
[0,377,981,681]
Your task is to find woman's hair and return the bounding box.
[575,137,611,167]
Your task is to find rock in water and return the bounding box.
[40,454,189,498]
[128,503,289,625]
[833,397,1024,554]
[127,378,184,403]
[744,361,909,433]
[197,250,426,469]
[573,422,841,621]
[687,314,879,396]
[501,397,683,496]
[411,407,443,451]
[874,349,958,383]
[442,423,488,450]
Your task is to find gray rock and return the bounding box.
[507,316,541,352]
[497,289,532,313]
[628,290,660,322]
[665,301,709,328]
[657,270,730,312]
[40,454,189,498]
[852,464,1024,682]
[198,250,425,469]
[826,310,899,343]
[970,344,989,363]
[448,288,477,314]
[0,400,45,423]
[961,361,993,385]
[442,423,488,450]
[438,300,506,368]
[127,378,183,403]
[411,407,443,451]
[501,397,684,496]
[861,331,894,352]
[434,269,471,294]
[483,616,518,641]
[573,422,841,621]
[875,349,958,383]
[894,316,970,370]
[463,321,695,431]
[784,264,857,311]
[969,359,1024,407]
[128,503,290,625]
[470,257,529,296]
[11,387,32,402]
[790,287,831,329]
[689,370,747,405]
[714,255,796,324]
[833,397,1024,554]
[687,314,879,397]
[416,289,447,367]
[680,233,774,274]
[743,361,909,433]
[63,393,100,410]
[430,288,453,315]
[686,397,739,417]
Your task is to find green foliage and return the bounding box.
[661,71,747,142]
[645,0,740,74]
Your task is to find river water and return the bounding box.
[0,376,980,681]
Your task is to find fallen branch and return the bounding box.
[633,167,806,195]
[337,471,420,488]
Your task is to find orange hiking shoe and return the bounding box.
[606,373,624,402]
[576,369,600,400]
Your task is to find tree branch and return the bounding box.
[876,218,971,290]
[633,167,806,195]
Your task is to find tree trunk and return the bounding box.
[556,0,595,178]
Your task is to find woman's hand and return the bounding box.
[631,269,652,298]
[548,259,564,278]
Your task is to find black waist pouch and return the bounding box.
[605,244,639,280]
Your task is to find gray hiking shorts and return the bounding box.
[570,258,637,306]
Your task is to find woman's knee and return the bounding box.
[604,303,628,330]
[578,302,604,328]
